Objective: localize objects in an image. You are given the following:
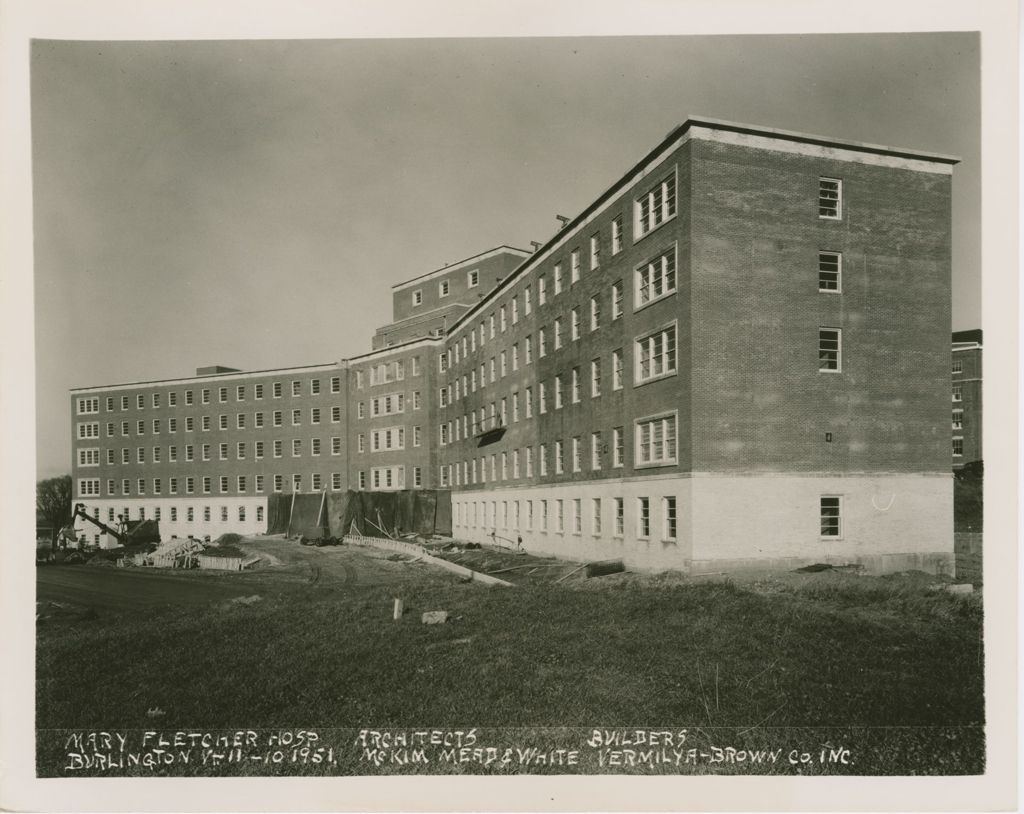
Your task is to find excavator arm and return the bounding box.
[71,503,126,544]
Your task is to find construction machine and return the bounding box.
[57,503,159,549]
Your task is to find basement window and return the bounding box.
[820,496,842,537]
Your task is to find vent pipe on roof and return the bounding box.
[556,215,570,227]
[530,241,542,252]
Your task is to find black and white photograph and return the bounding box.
[1,1,1017,811]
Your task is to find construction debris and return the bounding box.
[422,611,448,625]
[585,559,626,578]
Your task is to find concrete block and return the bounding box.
[422,610,448,624]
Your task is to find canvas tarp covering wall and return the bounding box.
[264,491,452,539]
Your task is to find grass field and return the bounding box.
[36,542,984,777]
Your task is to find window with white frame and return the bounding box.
[76,397,99,415]
[612,280,623,319]
[819,328,842,372]
[952,409,964,430]
[539,276,547,305]
[572,436,582,472]
[332,437,342,455]
[635,324,677,383]
[78,478,100,497]
[293,474,303,492]
[818,177,842,219]
[571,308,580,340]
[371,426,405,451]
[636,412,677,467]
[331,376,341,393]
[952,437,964,457]
[371,465,405,491]
[439,280,450,298]
[820,496,842,536]
[591,432,601,470]
[818,251,841,292]
[554,318,562,349]
[635,171,676,237]
[611,215,624,254]
[635,246,676,308]
[412,289,423,306]
[663,496,677,540]
[571,249,581,283]
[590,296,600,331]
[371,392,405,416]
[468,269,479,288]
[612,349,623,390]
[952,385,962,402]
[553,265,562,294]
[78,448,100,467]
[637,497,651,538]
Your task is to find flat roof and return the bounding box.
[448,115,960,337]
[391,245,530,292]
[70,361,345,393]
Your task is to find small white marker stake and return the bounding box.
[393,598,404,620]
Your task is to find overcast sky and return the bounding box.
[31,33,980,478]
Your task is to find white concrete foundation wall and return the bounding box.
[72,497,269,548]
[689,473,954,575]
[451,475,694,572]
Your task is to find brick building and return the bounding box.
[951,329,982,467]
[70,116,959,574]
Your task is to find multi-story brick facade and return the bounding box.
[951,329,982,466]
[70,116,959,574]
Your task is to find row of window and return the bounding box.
[90,406,348,439]
[78,503,266,526]
[80,437,347,466]
[454,494,678,541]
[78,467,423,497]
[77,377,345,415]
[454,493,844,540]
[438,414,677,487]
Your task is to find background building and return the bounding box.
[71,117,958,574]
[951,329,982,467]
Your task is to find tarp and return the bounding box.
[125,519,161,544]
[270,490,452,539]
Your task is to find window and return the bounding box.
[819,177,842,219]
[312,473,322,491]
[555,440,564,474]
[637,497,651,538]
[122,448,130,464]
[274,475,283,492]
[554,376,563,409]
[592,498,602,534]
[539,276,547,305]
[590,234,600,269]
[636,246,677,308]
[201,416,210,431]
[333,437,342,455]
[273,410,282,427]
[311,408,321,424]
[292,439,302,457]
[553,265,562,294]
[168,418,176,433]
[331,376,341,393]
[76,397,100,415]
[818,251,841,292]
[255,384,264,399]
[572,437,582,471]
[468,269,479,288]
[612,280,624,320]
[500,305,507,332]
[539,328,547,357]
[273,382,282,398]
[439,280,450,298]
[310,378,321,395]
[612,215,623,254]
[635,324,677,383]
[663,496,677,540]
[590,296,600,331]
[819,328,842,372]
[186,478,194,495]
[952,437,964,457]
[571,308,580,341]
[255,441,264,459]
[636,413,677,467]
[591,359,602,397]
[293,474,303,492]
[237,441,246,459]
[412,289,423,306]
[524,287,532,315]
[952,385,963,402]
[612,427,624,467]
[122,395,130,410]
[571,367,581,403]
[169,446,177,461]
[77,422,100,440]
[539,443,548,476]
[121,421,129,436]
[185,445,194,461]
[137,420,145,435]
[635,171,676,237]
[137,394,145,409]
[218,387,227,403]
[572,498,582,533]
[553,319,562,349]
[292,380,301,397]
[525,386,534,418]
[614,498,624,536]
[292,409,301,426]
[413,426,422,447]
[556,500,564,532]
[137,478,146,495]
[332,473,343,490]
[820,496,842,536]
[236,385,245,401]
[137,447,145,464]
[219,443,228,460]
[273,440,282,458]
[591,432,601,470]
[571,249,581,283]
[237,413,246,430]
[77,479,101,497]
[612,349,624,390]
[186,416,194,432]
[952,409,964,430]
[219,476,229,493]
